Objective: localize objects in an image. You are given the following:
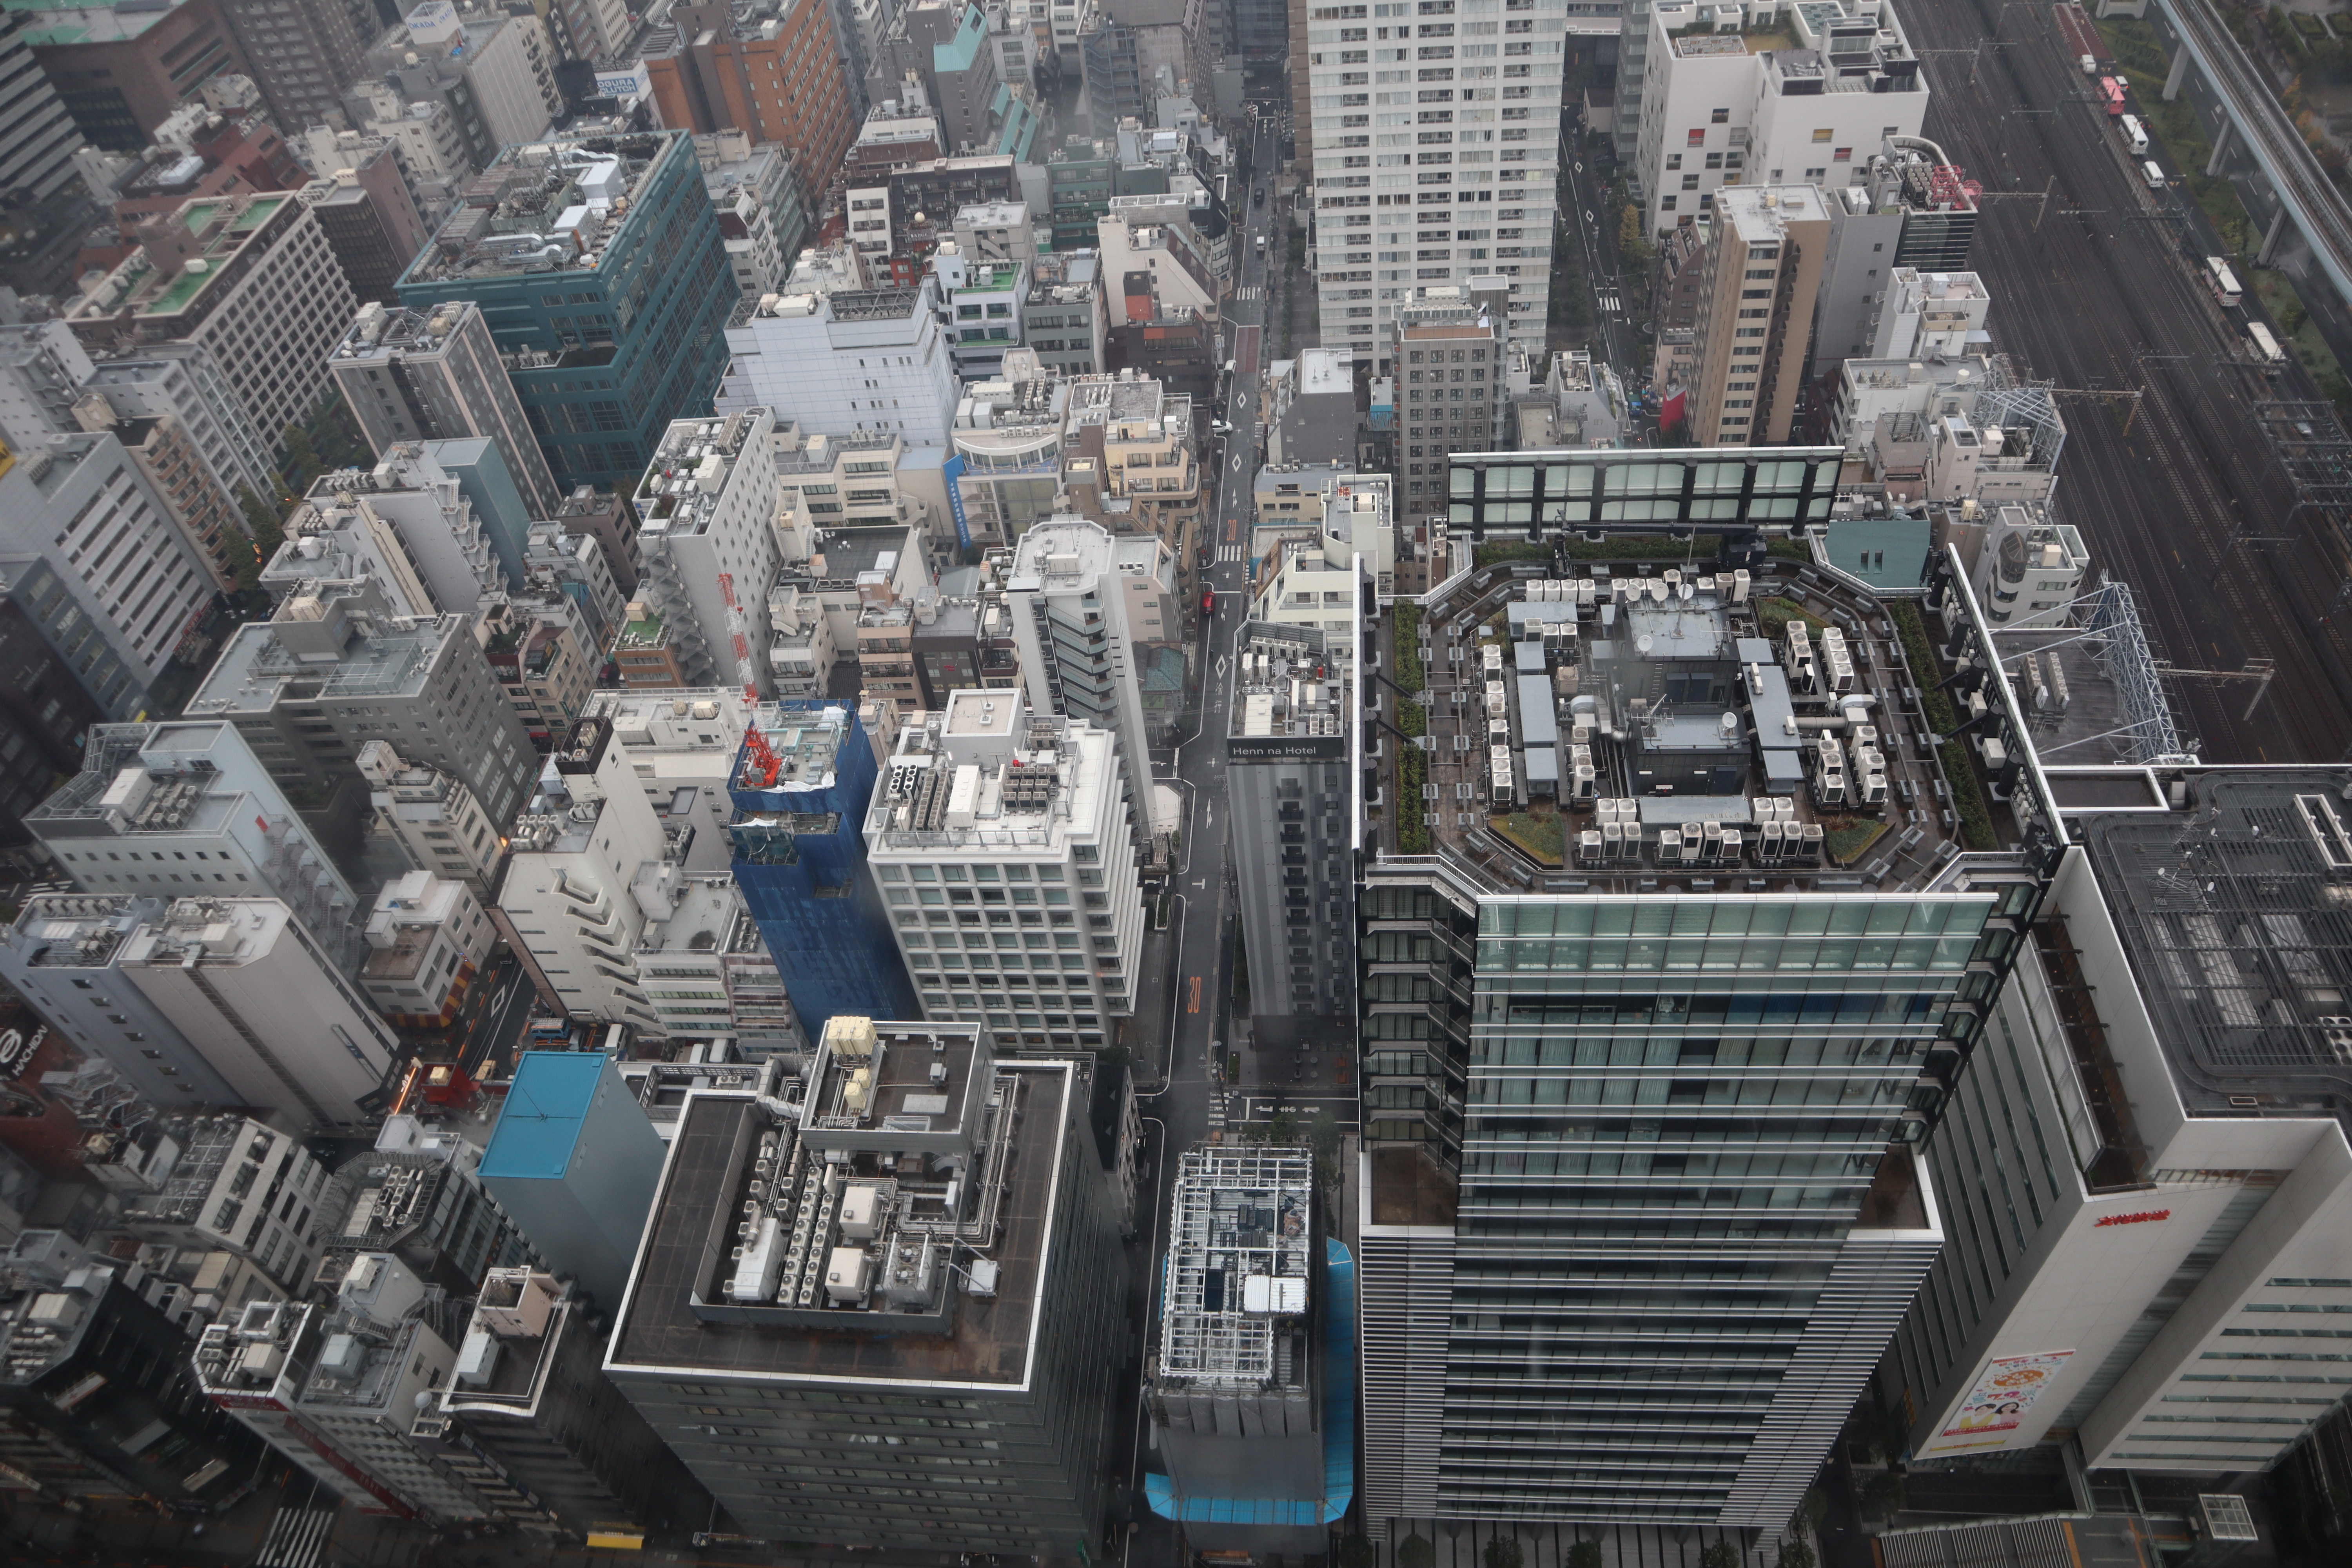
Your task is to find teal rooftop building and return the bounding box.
[395,131,733,491]
[481,1052,666,1310]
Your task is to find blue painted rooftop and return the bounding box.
[480,1052,608,1180]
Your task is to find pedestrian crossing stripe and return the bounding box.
[256,1504,337,1568]
[1216,544,1247,563]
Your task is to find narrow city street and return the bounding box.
[1118,105,1286,1568]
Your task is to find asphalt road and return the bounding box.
[1560,139,1641,378]
[1909,0,2352,763]
[1120,107,1284,1568]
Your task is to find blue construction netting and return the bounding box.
[1144,1236,1356,1526]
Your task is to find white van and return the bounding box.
[2142,159,2166,189]
[2120,113,2148,155]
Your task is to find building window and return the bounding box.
[1811,128,1833,142]
[1833,147,1853,162]
[1686,129,1706,147]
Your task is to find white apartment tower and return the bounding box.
[1303,0,1566,369]
[1004,518,1153,835]
[866,688,1146,1041]
[1633,0,1928,236]
[633,408,783,697]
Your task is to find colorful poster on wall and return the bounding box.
[1936,1350,2074,1446]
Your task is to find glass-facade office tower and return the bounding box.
[1356,446,2062,1537]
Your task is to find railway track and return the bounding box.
[1900,0,2352,760]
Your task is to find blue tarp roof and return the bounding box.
[1145,1238,1356,1526]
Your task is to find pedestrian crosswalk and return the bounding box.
[1216,544,1247,563]
[1236,285,1264,299]
[1596,292,1622,312]
[256,1504,337,1568]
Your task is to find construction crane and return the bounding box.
[716,572,760,704]
[741,719,782,789]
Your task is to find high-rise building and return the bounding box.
[1683,185,1829,447]
[716,282,963,447]
[600,1019,1130,1553]
[0,599,110,848]
[354,742,503,897]
[64,194,358,456]
[2,1249,261,1505]
[358,869,494,1026]
[195,1251,489,1521]
[1891,767,2352,1479]
[1352,444,2062,1538]
[0,320,95,448]
[725,699,917,1035]
[212,0,371,138]
[414,1269,707,1539]
[329,302,563,531]
[365,3,564,167]
[67,396,241,592]
[0,426,218,719]
[0,893,241,1107]
[1808,148,1982,381]
[1390,285,1505,520]
[865,0,1002,152]
[695,129,809,299]
[479,1052,666,1313]
[184,579,536,826]
[1146,1149,1352,1552]
[1003,517,1153,833]
[1228,617,1358,1051]
[78,340,279,510]
[82,1111,336,1292]
[299,152,431,308]
[1302,1,1563,366]
[115,897,401,1129]
[492,713,674,1032]
[9,0,245,151]
[642,0,859,200]
[1631,0,1927,235]
[394,131,734,491]
[867,688,1144,1044]
[0,8,89,203]
[27,722,362,969]
[632,407,781,697]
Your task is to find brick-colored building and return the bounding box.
[15,0,246,151]
[645,0,856,201]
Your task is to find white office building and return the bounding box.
[27,722,362,971]
[118,897,403,1131]
[1890,769,2352,1482]
[493,714,674,1033]
[715,280,962,446]
[867,687,1145,1036]
[0,427,217,720]
[1302,0,1566,367]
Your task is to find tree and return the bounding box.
[1338,1538,1377,1568]
[232,485,287,595]
[1698,1541,1741,1568]
[1397,1535,1436,1568]
[1483,1537,1525,1568]
[1859,1469,1906,1522]
[1566,1543,1603,1568]
[1777,1536,1817,1568]
[1799,1486,1830,1534]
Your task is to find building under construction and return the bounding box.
[1145,1147,1354,1553]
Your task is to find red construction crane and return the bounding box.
[716,572,759,704]
[741,718,782,789]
